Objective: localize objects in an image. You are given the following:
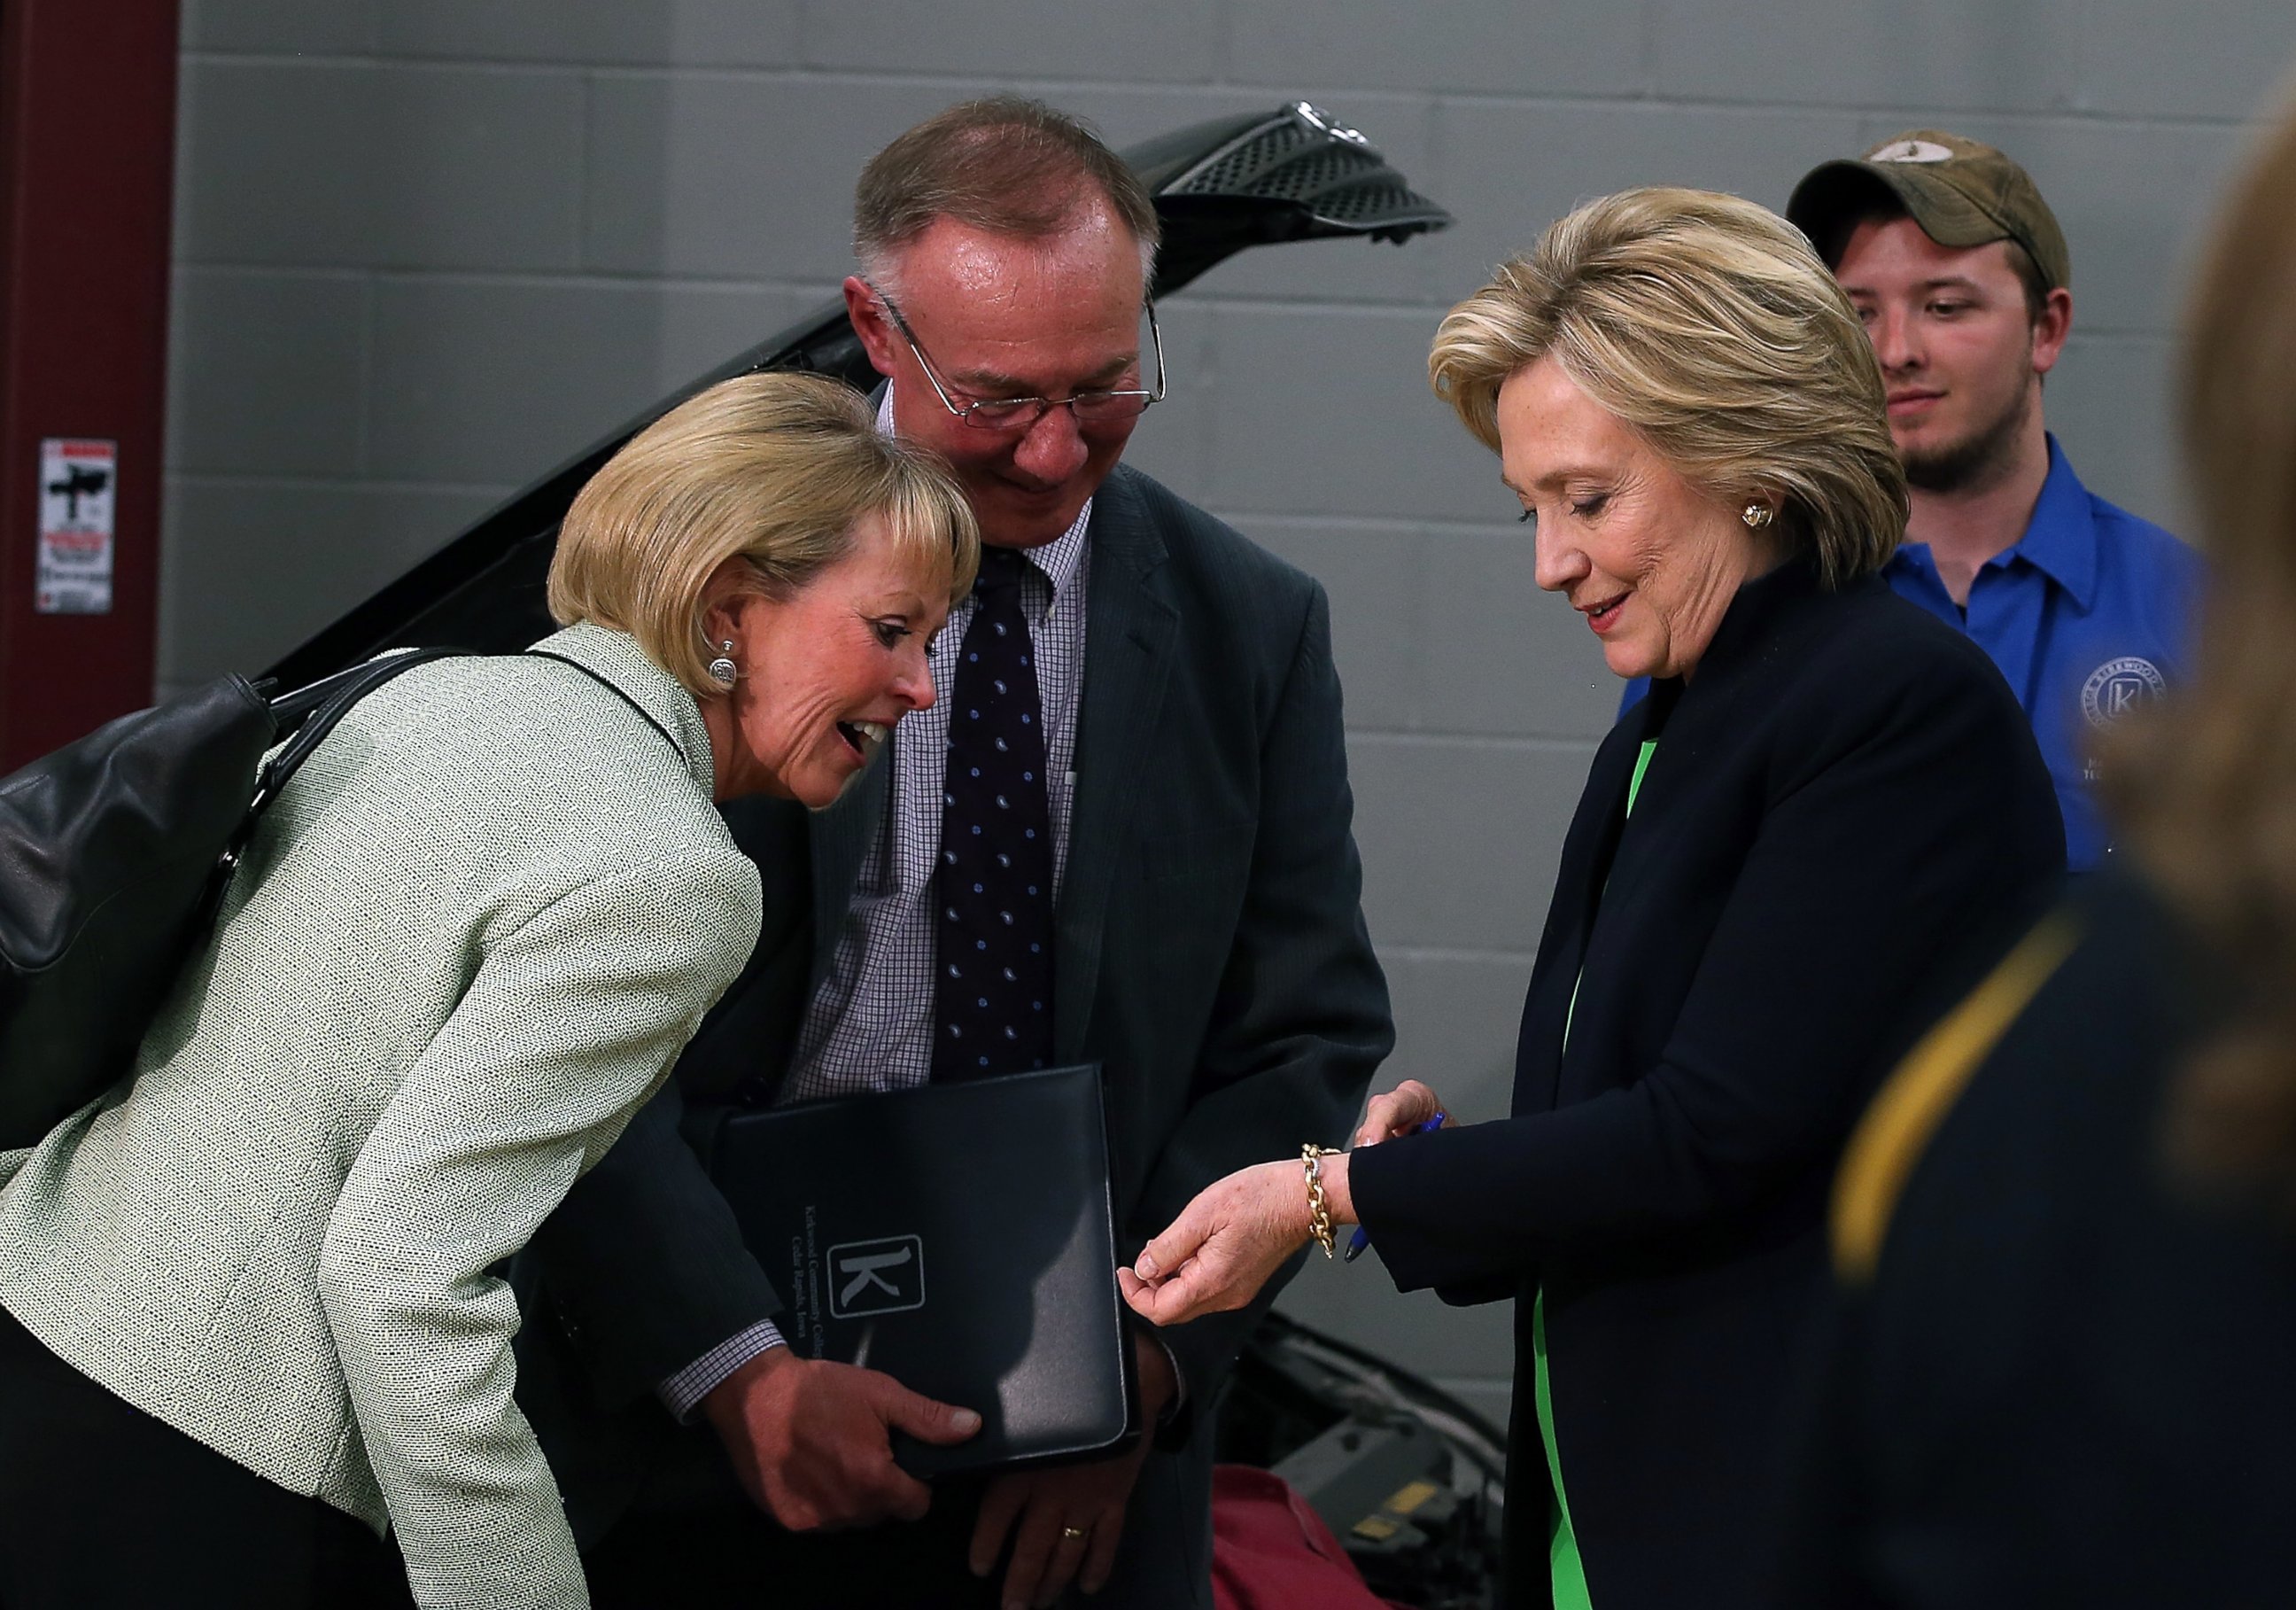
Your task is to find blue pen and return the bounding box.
[1342,1111,1449,1263]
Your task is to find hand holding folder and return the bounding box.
[967,1335,1176,1605]
[699,1062,1136,1479]
[700,1342,982,1533]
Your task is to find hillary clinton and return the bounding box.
[1122,189,2066,1607]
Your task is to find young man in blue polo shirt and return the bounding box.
[1788,131,2201,871]
[1626,133,2199,870]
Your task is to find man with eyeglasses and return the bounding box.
[524,96,1392,1610]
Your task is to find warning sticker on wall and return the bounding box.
[36,438,116,614]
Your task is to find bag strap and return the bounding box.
[227,644,686,873]
[254,647,466,807]
[524,649,685,761]
[174,648,471,922]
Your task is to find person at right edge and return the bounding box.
[1625,129,2201,873]
[1786,81,2296,1609]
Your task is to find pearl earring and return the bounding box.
[1741,503,1775,530]
[707,641,738,688]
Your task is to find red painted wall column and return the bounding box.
[0,0,180,768]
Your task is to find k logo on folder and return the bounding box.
[698,1062,1138,1476]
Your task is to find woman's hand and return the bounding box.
[1354,1078,1454,1147]
[1118,1157,1338,1327]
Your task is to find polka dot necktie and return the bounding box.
[931,545,1055,1082]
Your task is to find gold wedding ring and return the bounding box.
[1060,1525,1090,1541]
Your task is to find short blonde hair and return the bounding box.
[548,372,978,695]
[1429,186,1907,587]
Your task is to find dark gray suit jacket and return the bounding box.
[520,463,1393,1601]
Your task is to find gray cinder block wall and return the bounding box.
[167,0,2296,1423]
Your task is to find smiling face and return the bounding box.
[1498,357,1781,682]
[1834,214,2069,494]
[844,206,1150,550]
[702,510,948,806]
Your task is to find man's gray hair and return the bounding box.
[853,96,1160,292]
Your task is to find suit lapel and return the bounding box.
[1512,691,1664,1116]
[807,748,888,992]
[1055,471,1178,1058]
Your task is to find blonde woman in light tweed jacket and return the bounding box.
[0,373,976,1610]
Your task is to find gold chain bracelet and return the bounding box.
[1300,1144,1341,1259]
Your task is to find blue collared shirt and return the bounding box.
[1623,439,2200,871]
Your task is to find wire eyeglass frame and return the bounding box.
[862,277,1167,432]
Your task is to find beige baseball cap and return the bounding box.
[1787,129,2070,292]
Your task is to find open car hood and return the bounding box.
[264,103,1450,686]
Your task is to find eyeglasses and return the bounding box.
[863,278,1166,432]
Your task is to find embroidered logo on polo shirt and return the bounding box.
[2081,657,2167,727]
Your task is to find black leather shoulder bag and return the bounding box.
[0,649,460,1147]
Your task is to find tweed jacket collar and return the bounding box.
[526,621,716,793]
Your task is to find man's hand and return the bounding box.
[701,1345,980,1532]
[967,1334,1175,1607]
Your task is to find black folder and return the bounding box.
[701,1062,1136,1477]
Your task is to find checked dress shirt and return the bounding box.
[659,398,1090,1415]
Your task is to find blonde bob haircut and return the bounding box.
[548,371,978,696]
[1429,186,1907,587]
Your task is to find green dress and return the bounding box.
[1540,736,1656,1609]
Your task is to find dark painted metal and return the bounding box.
[0,0,181,766]
[265,102,1451,687]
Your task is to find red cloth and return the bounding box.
[1210,1465,1408,1610]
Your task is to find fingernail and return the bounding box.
[954,1409,981,1433]
[1135,1252,1159,1279]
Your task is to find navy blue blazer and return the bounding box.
[1350,557,2065,1609]
[1789,872,2296,1608]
